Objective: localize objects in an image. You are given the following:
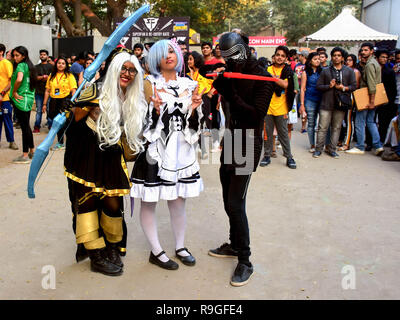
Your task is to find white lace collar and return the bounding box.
[146,73,197,96]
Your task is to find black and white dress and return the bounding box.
[130,74,204,202]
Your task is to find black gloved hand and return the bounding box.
[213,73,237,101]
[61,99,76,113]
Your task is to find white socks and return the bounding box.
[168,197,189,257]
[139,201,168,262]
[140,198,189,262]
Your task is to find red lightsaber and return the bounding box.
[206,72,278,82]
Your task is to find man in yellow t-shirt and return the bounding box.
[260,45,296,169]
[0,44,18,150]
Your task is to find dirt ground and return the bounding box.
[0,113,399,300]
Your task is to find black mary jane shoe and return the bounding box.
[175,247,196,266]
[149,251,179,270]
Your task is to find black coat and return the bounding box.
[212,56,274,173]
[273,64,296,112]
[317,65,357,111]
[381,65,397,104]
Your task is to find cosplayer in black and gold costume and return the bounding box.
[65,48,147,276]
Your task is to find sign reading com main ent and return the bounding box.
[213,36,287,47]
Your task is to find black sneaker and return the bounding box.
[329,151,339,159]
[230,262,254,287]
[208,243,238,258]
[259,156,271,167]
[286,158,296,169]
[313,151,322,158]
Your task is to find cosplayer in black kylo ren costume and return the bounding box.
[204,31,275,286]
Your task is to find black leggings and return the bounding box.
[49,97,68,144]
[14,107,34,153]
[219,164,252,263]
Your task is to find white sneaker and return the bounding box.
[309,147,316,153]
[211,141,221,153]
[345,147,365,155]
[375,147,384,156]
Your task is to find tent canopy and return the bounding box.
[301,7,398,43]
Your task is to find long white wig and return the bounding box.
[96,52,147,154]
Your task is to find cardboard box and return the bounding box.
[353,83,388,111]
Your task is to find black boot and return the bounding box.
[87,248,123,276]
[106,243,124,268]
[75,243,89,263]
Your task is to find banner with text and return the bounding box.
[116,17,190,49]
[213,36,286,47]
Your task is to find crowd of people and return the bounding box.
[0,30,399,288]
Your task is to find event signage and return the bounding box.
[213,36,286,47]
[116,16,190,49]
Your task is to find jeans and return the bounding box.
[34,94,50,128]
[396,104,400,156]
[219,164,252,263]
[305,99,320,147]
[355,109,382,150]
[316,109,345,152]
[0,101,15,142]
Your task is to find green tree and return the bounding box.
[270,0,362,45]
[228,0,272,36]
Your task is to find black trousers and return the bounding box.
[211,94,220,131]
[219,163,252,263]
[49,97,68,144]
[377,103,398,144]
[14,107,34,153]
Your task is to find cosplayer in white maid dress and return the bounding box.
[130,39,204,270]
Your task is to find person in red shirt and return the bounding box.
[201,42,226,152]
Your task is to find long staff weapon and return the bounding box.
[27,4,150,199]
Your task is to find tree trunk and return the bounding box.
[54,0,75,37]
[81,1,113,36]
[74,0,82,31]
[54,0,127,37]
[107,0,127,31]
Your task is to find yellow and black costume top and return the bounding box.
[64,82,131,199]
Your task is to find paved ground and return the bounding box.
[0,115,399,300]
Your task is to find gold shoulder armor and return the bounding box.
[75,83,99,106]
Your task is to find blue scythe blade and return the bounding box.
[27,4,150,199]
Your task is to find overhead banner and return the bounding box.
[116,16,190,49]
[213,36,287,47]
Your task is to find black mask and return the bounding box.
[219,32,250,66]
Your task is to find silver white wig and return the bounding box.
[96,52,147,154]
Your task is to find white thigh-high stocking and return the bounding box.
[168,197,189,257]
[139,200,169,262]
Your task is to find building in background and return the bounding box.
[362,0,400,48]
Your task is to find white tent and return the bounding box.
[300,7,398,43]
